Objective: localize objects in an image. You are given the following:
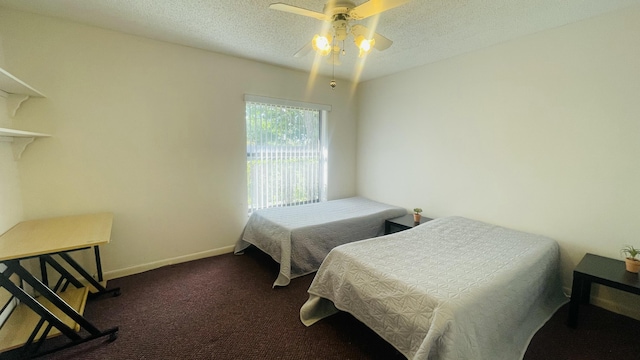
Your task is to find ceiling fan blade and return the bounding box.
[293,42,312,57]
[269,3,329,21]
[348,0,411,20]
[351,24,393,51]
[371,31,393,51]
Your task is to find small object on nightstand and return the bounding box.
[413,208,423,222]
[621,245,640,273]
[385,214,432,235]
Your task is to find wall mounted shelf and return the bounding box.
[0,127,51,160]
[0,66,48,159]
[0,66,45,117]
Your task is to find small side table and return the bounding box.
[384,214,433,235]
[568,253,640,328]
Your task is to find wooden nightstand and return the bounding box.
[384,214,433,235]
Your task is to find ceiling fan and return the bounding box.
[269,0,410,64]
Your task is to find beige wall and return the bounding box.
[0,97,24,233]
[0,35,24,231]
[0,8,357,277]
[0,85,25,324]
[356,6,640,318]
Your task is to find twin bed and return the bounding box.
[235,197,406,287]
[236,199,566,359]
[300,216,568,360]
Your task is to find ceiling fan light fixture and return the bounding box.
[354,35,375,57]
[270,0,408,69]
[312,34,333,56]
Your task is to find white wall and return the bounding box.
[0,37,24,232]
[356,6,640,318]
[0,100,24,232]
[0,8,358,278]
[0,40,26,322]
[0,91,25,325]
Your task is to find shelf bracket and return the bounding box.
[10,137,35,160]
[6,94,30,118]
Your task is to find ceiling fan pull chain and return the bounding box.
[331,38,337,90]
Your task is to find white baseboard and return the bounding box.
[104,245,235,280]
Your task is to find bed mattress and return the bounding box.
[300,216,568,359]
[235,197,406,287]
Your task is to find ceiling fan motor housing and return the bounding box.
[332,19,349,41]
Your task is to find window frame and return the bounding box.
[244,95,330,213]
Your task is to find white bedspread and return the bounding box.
[235,197,406,287]
[300,216,568,360]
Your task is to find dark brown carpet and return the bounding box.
[28,247,640,359]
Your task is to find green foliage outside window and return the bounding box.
[246,102,323,211]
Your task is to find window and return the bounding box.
[245,95,329,213]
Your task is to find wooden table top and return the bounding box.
[0,213,113,261]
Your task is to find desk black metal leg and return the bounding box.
[94,245,104,282]
[57,252,120,297]
[41,255,85,289]
[8,261,103,335]
[39,257,49,288]
[0,272,80,341]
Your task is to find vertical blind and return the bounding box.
[245,98,327,213]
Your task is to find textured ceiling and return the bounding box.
[0,0,639,82]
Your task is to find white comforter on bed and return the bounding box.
[300,216,567,360]
[235,197,406,287]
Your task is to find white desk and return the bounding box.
[0,213,119,358]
